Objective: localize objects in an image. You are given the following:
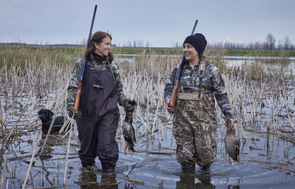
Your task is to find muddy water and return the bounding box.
[1,114,294,189]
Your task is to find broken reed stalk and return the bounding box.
[40,93,63,155]
[26,170,40,183]
[59,117,70,134]
[158,180,164,189]
[152,100,160,136]
[22,132,41,189]
[29,171,34,189]
[0,100,3,138]
[20,99,39,132]
[39,112,57,155]
[134,112,149,132]
[115,176,144,185]
[63,116,74,186]
[0,115,23,151]
[0,154,7,188]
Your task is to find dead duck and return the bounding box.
[122,111,136,155]
[224,119,240,164]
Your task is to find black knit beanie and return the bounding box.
[183,33,207,57]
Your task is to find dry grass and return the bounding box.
[0,46,294,151]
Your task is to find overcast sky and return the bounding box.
[1,0,294,47]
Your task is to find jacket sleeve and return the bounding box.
[164,66,178,102]
[210,65,233,119]
[110,60,127,106]
[66,58,82,108]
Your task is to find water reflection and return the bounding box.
[176,174,215,189]
[78,172,119,189]
[175,167,242,189]
[39,158,53,187]
[100,174,118,189]
[79,172,97,189]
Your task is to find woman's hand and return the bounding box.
[67,106,82,119]
[166,99,174,114]
[226,118,234,130]
[124,99,136,112]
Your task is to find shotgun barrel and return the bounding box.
[74,5,97,111]
[168,20,198,112]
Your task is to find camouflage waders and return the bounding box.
[174,88,217,168]
[165,58,233,169]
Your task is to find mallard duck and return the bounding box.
[224,120,240,164]
[122,111,136,155]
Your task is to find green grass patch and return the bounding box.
[1,45,294,72]
[224,49,295,57]
[0,46,83,70]
[112,47,183,55]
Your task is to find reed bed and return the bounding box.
[0,46,295,186]
[1,46,294,144]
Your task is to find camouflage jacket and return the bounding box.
[164,57,233,119]
[67,54,127,107]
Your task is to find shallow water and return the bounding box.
[1,117,294,189]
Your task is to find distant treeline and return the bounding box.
[121,34,295,51]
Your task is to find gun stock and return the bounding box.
[168,80,179,109]
[168,20,198,112]
[74,83,82,110]
[74,5,97,111]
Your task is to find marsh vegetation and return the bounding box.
[0,46,295,188]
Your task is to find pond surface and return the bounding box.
[1,112,295,189]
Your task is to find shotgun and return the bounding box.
[168,20,198,112]
[74,5,97,111]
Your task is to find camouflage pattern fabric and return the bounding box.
[67,54,127,108]
[173,97,218,167]
[164,57,233,119]
[164,57,233,167]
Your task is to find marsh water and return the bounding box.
[1,57,295,189]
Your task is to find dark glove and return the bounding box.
[123,99,136,112]
[68,106,82,119]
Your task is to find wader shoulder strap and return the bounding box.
[85,60,91,70]
[105,59,111,71]
[106,60,116,83]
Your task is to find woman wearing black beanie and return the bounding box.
[164,33,235,171]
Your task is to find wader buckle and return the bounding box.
[93,84,103,89]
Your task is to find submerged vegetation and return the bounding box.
[0,45,295,187]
